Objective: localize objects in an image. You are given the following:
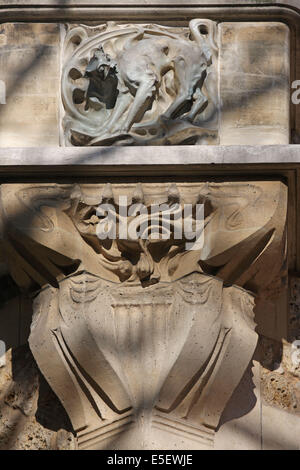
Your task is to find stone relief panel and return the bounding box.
[219,22,290,145]
[0,181,287,449]
[62,20,219,146]
[260,337,300,415]
[258,276,300,418]
[0,20,291,147]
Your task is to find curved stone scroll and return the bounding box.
[62,20,219,146]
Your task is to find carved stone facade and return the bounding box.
[62,20,219,146]
[61,19,290,147]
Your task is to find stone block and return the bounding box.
[0,23,60,147]
[219,22,290,144]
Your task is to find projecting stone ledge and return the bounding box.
[0,145,299,176]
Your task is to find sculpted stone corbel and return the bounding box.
[0,181,287,449]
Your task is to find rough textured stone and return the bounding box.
[259,336,300,414]
[215,361,262,450]
[262,403,300,450]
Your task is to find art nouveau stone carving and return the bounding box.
[0,345,76,450]
[0,181,287,449]
[62,20,219,146]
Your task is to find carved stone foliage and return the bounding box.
[62,20,219,146]
[29,272,256,449]
[0,181,287,449]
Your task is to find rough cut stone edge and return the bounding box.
[0,146,299,176]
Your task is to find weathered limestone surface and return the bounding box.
[0,19,292,147]
[0,145,299,169]
[1,347,300,450]
[0,180,287,449]
[219,22,290,145]
[0,23,60,146]
[216,358,300,450]
[0,3,298,451]
[289,276,300,342]
[0,344,76,450]
[257,276,300,420]
[62,20,219,146]
[0,295,32,352]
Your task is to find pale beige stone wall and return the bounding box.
[0,23,60,146]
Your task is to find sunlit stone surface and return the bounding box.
[0,1,299,450]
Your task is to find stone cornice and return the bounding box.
[0,145,298,178]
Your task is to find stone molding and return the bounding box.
[0,146,298,175]
[0,2,298,141]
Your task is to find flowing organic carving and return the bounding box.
[29,272,256,449]
[0,181,287,449]
[62,20,219,146]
